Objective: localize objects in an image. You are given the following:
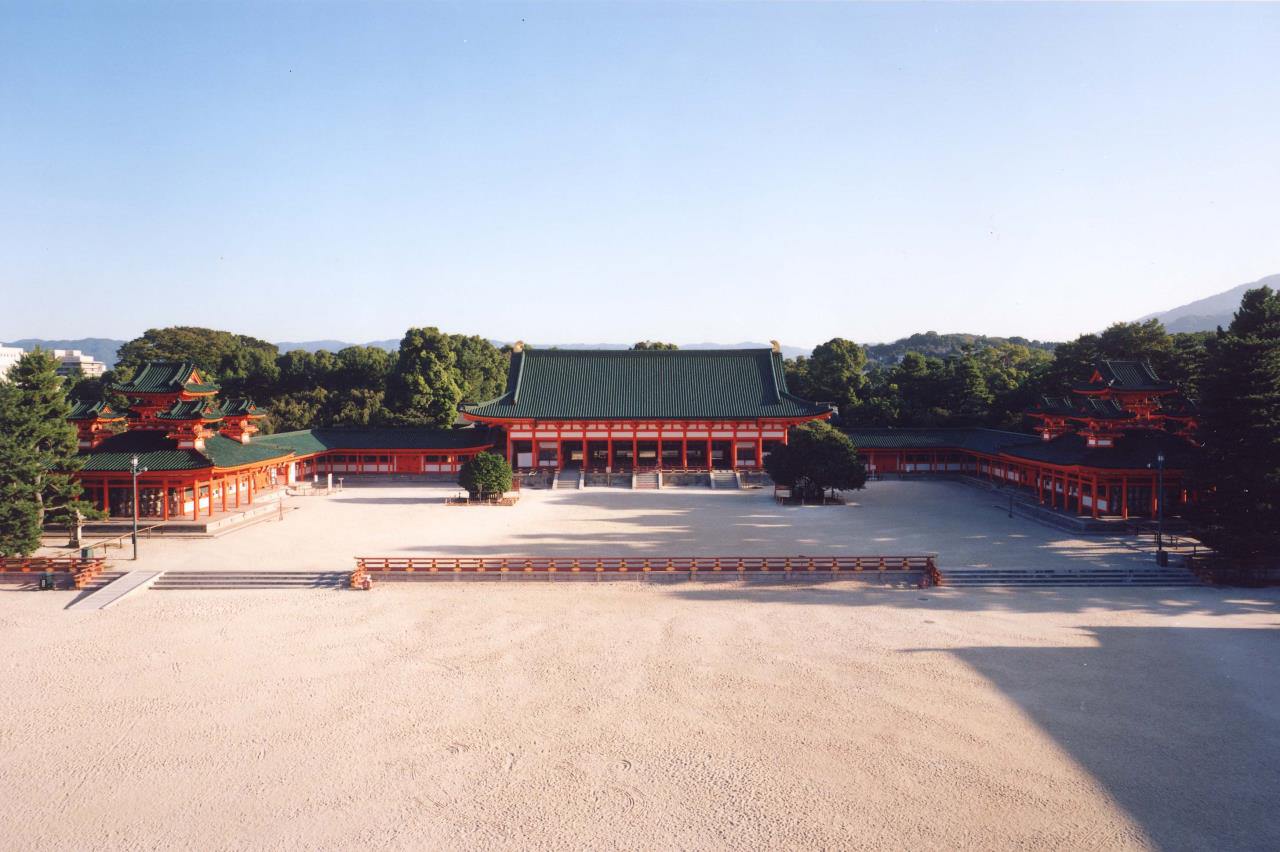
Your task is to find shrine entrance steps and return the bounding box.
[632,471,659,490]
[939,566,1201,587]
[709,471,739,489]
[553,469,582,490]
[151,571,347,590]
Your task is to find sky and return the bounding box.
[2,2,1278,349]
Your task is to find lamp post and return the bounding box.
[1155,451,1166,566]
[130,455,148,561]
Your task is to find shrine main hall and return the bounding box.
[68,346,1197,522]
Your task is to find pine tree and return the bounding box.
[4,350,101,545]
[1191,287,1280,559]
[0,383,45,555]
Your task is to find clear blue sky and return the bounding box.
[2,2,1278,348]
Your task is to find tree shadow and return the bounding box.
[934,626,1280,850]
[669,583,1280,618]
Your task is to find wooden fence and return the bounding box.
[0,556,108,589]
[352,554,938,588]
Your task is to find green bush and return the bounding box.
[458,452,514,499]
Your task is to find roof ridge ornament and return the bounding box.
[770,340,781,353]
[513,340,525,353]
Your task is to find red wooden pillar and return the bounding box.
[632,435,638,470]
[221,477,227,512]
[583,436,588,471]
[706,436,713,471]
[1121,475,1129,520]
[681,438,687,469]
[192,481,199,521]
[756,436,763,469]
[556,441,562,470]
[1091,475,1099,519]
[162,479,169,521]
[606,434,613,472]
[1150,475,1158,520]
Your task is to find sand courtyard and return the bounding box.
[6,481,1277,850]
[97,479,1161,574]
[2,581,1278,850]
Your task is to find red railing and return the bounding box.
[354,554,936,577]
[0,556,108,589]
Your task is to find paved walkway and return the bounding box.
[66,570,163,611]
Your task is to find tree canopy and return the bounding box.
[1190,286,1280,559]
[764,421,867,501]
[0,350,100,555]
[458,452,513,498]
[631,341,679,350]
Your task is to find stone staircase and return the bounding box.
[709,471,739,490]
[940,566,1201,587]
[632,471,660,490]
[553,468,582,490]
[151,571,348,590]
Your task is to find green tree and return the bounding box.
[0,383,44,556]
[0,350,101,553]
[448,335,506,403]
[631,341,679,350]
[115,326,278,380]
[386,327,463,427]
[764,421,867,502]
[458,452,514,499]
[1190,287,1280,559]
[805,338,868,410]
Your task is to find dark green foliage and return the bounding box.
[1190,287,1280,559]
[0,383,44,555]
[458,452,513,498]
[631,341,679,350]
[386,328,463,427]
[805,338,867,409]
[765,421,867,501]
[448,335,507,403]
[0,350,101,554]
[115,326,278,380]
[864,331,1055,365]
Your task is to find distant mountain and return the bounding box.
[862,332,1056,365]
[1139,273,1279,333]
[2,338,126,366]
[274,339,813,358]
[275,339,400,354]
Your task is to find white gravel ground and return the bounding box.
[1,584,1276,850]
[90,479,1158,573]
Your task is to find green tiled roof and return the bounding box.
[201,434,294,467]
[1074,360,1175,393]
[462,349,831,421]
[77,432,213,472]
[79,426,491,472]
[68,399,123,420]
[220,398,265,417]
[111,362,220,395]
[845,427,1036,455]
[844,426,1197,470]
[154,399,224,421]
[259,427,492,454]
[78,430,293,472]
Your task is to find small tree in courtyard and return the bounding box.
[458,452,514,500]
[765,421,867,502]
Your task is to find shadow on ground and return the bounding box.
[940,626,1280,851]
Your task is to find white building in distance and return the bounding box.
[52,349,107,379]
[0,345,23,380]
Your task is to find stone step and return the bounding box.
[152,571,347,590]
